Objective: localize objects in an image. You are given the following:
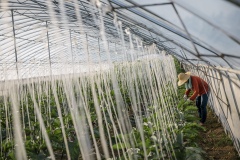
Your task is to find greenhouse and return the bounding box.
[0,0,240,159]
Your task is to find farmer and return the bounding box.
[178,72,209,125]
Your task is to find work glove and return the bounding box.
[183,95,187,100]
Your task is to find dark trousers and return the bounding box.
[195,93,209,123]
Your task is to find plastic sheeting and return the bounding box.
[0,0,240,154]
[112,0,240,69]
[0,0,239,68]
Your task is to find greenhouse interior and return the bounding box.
[0,0,240,159]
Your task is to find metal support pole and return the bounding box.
[11,10,19,79]
[171,3,200,57]
[203,67,216,111]
[197,64,240,81]
[97,38,102,63]
[46,21,52,76]
[114,42,119,60]
[172,0,240,45]
[224,71,240,121]
[107,41,111,62]
[69,29,74,74]
[85,34,90,65]
[114,2,172,9]
[213,69,240,152]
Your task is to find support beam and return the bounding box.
[69,29,74,74]
[197,64,240,75]
[114,2,172,9]
[11,10,19,79]
[46,21,52,75]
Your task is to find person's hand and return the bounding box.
[183,95,187,100]
[186,98,191,102]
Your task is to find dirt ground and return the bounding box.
[198,107,240,160]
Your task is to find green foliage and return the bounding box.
[68,140,80,160]
[174,86,206,157]
[185,147,205,160]
[174,57,184,74]
[0,59,206,160]
[112,142,129,150]
[174,57,206,159]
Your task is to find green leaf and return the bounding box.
[28,151,48,160]
[176,131,183,147]
[68,141,80,159]
[7,150,15,160]
[184,106,197,112]
[185,147,205,154]
[185,147,205,160]
[112,143,129,150]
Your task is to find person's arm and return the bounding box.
[189,79,199,101]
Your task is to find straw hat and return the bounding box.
[178,72,191,86]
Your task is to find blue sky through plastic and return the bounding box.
[130,0,240,68]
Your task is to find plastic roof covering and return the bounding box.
[0,0,239,80]
[1,0,240,155]
[110,0,240,67]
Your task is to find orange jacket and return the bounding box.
[185,76,209,101]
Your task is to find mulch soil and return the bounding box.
[198,107,240,160]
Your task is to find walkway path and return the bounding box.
[198,108,239,160]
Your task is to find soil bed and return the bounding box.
[198,108,240,160]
